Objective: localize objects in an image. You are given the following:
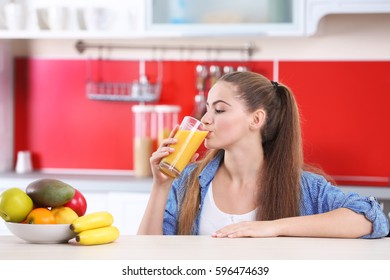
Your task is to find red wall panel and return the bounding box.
[15,58,389,185]
[14,58,273,171]
[279,61,390,185]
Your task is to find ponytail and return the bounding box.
[258,83,302,220]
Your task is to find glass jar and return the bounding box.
[131,105,156,177]
[154,105,181,147]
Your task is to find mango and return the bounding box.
[26,178,75,207]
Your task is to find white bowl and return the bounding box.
[5,222,77,244]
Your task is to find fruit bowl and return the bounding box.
[5,222,76,244]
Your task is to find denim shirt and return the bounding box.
[163,151,390,238]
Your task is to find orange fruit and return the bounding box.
[25,207,56,224]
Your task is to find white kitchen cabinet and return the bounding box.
[0,171,153,236]
[1,0,390,38]
[146,0,306,36]
[147,0,390,36]
[78,191,150,235]
[0,173,153,235]
[306,0,390,35]
[0,0,143,39]
[0,224,9,235]
[107,192,150,235]
[0,190,150,236]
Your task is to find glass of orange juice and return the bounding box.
[159,116,208,178]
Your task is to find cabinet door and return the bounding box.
[0,191,150,236]
[146,0,304,36]
[78,192,150,235]
[83,192,110,213]
[107,192,150,235]
[0,220,11,235]
[0,0,141,39]
[306,0,390,35]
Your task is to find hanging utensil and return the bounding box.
[130,60,144,99]
[237,65,249,72]
[139,60,149,97]
[209,65,221,88]
[193,64,207,120]
[223,65,234,75]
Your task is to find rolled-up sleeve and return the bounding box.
[301,172,390,239]
[361,196,389,238]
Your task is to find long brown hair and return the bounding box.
[178,71,303,234]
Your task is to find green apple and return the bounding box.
[0,188,34,222]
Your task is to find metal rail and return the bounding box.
[75,40,258,58]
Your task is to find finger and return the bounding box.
[211,232,223,238]
[226,230,247,238]
[212,222,249,238]
[211,229,230,238]
[168,125,179,138]
[214,229,247,238]
[150,147,174,163]
[160,137,178,148]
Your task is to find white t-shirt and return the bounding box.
[198,183,257,235]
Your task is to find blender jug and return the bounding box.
[155,105,181,147]
[132,105,155,177]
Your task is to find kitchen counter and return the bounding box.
[0,171,153,193]
[1,235,389,260]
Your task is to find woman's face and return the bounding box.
[201,81,254,150]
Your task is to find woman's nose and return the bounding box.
[201,111,211,125]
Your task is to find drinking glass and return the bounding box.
[159,116,208,178]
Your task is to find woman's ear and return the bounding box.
[250,109,266,130]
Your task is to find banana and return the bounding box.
[70,211,113,233]
[75,226,120,245]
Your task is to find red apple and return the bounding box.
[63,189,87,216]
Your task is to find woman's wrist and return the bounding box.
[272,218,288,237]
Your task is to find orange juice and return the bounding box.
[159,129,208,178]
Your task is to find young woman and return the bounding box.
[138,71,389,238]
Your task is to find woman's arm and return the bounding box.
[212,208,373,238]
[137,130,178,235]
[137,182,172,235]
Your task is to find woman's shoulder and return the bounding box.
[301,170,324,182]
[300,170,336,194]
[301,170,326,182]
[301,168,337,187]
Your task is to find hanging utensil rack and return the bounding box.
[75,40,257,102]
[85,58,163,103]
[75,40,257,58]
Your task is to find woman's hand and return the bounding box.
[150,125,179,184]
[150,124,200,185]
[212,221,280,238]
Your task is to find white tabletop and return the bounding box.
[0,235,389,260]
